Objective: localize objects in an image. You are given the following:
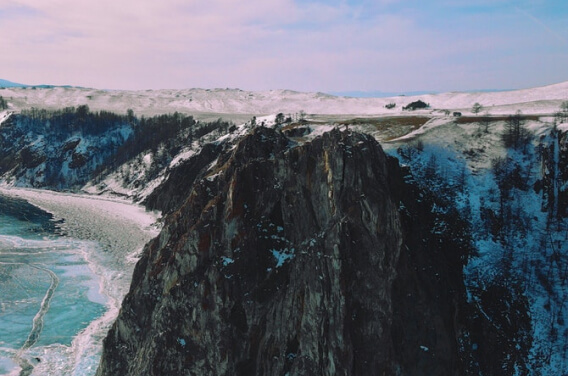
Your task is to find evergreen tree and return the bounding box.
[275,113,285,126]
[501,111,532,150]
[471,102,483,114]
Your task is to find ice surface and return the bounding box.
[0,187,160,376]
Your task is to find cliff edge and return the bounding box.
[96,127,472,375]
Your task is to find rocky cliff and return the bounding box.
[96,127,474,375]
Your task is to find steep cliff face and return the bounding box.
[96,127,471,375]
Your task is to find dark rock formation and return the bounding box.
[143,142,225,214]
[96,128,473,375]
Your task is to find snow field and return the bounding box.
[1,81,566,121]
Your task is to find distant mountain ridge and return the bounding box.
[0,78,75,89]
[1,80,566,120]
[0,79,26,88]
[330,88,519,98]
[1,79,566,128]
[329,90,439,98]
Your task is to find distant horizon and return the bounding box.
[2,77,566,99]
[328,87,520,98]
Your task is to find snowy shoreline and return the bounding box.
[0,188,160,251]
[0,187,161,375]
[0,186,161,301]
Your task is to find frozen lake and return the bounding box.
[0,190,160,376]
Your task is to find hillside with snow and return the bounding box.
[1,80,568,375]
[382,112,568,374]
[0,81,567,205]
[1,81,567,121]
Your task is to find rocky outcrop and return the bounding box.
[143,142,225,214]
[96,127,473,375]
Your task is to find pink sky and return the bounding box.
[1,0,567,92]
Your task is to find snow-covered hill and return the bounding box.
[1,81,567,121]
[1,80,568,375]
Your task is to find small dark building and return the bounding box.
[403,100,429,111]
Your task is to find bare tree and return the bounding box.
[479,112,491,133]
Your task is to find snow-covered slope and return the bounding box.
[385,111,568,375]
[0,110,12,125]
[1,81,567,120]
[1,80,567,375]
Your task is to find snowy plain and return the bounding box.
[1,81,567,121]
